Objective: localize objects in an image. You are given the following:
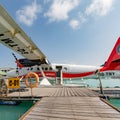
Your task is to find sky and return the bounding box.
[0,0,120,68]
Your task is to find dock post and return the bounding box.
[98,74,104,96]
[95,70,104,96]
[31,88,33,98]
[5,79,8,97]
[19,88,20,99]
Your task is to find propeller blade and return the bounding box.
[12,53,18,61]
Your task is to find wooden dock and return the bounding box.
[17,86,120,120]
[8,86,98,97]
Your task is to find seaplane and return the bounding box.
[0,5,120,86]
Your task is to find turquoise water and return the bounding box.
[64,78,120,88]
[0,100,33,120]
[109,98,120,108]
[85,79,120,88]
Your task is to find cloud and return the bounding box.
[16,0,42,26]
[69,12,86,29]
[69,0,115,29]
[44,0,80,22]
[69,19,80,29]
[85,0,115,16]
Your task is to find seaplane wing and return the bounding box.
[0,5,48,64]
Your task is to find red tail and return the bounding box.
[101,37,120,71]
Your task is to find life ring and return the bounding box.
[25,72,39,88]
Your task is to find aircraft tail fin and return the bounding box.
[101,37,120,71]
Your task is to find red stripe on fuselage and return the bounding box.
[34,71,94,78]
[62,71,94,78]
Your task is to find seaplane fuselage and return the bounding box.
[7,63,101,79]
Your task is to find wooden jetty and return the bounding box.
[16,86,120,120]
[8,87,98,98]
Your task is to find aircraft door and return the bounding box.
[56,66,63,85]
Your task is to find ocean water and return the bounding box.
[63,78,120,88]
[109,98,120,108]
[0,100,33,120]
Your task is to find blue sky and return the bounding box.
[0,0,120,68]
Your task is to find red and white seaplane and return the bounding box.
[0,5,120,86]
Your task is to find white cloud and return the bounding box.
[16,0,42,26]
[68,0,115,29]
[69,19,80,29]
[44,0,80,22]
[85,0,115,16]
[69,13,86,29]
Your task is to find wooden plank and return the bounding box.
[20,97,120,120]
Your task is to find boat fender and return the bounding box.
[25,72,39,88]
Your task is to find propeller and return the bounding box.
[12,53,17,61]
[12,53,19,75]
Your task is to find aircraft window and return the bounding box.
[64,67,67,71]
[106,72,108,75]
[45,67,48,71]
[31,68,33,70]
[42,67,44,70]
[109,73,112,76]
[49,67,52,71]
[37,67,40,70]
[100,73,104,76]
